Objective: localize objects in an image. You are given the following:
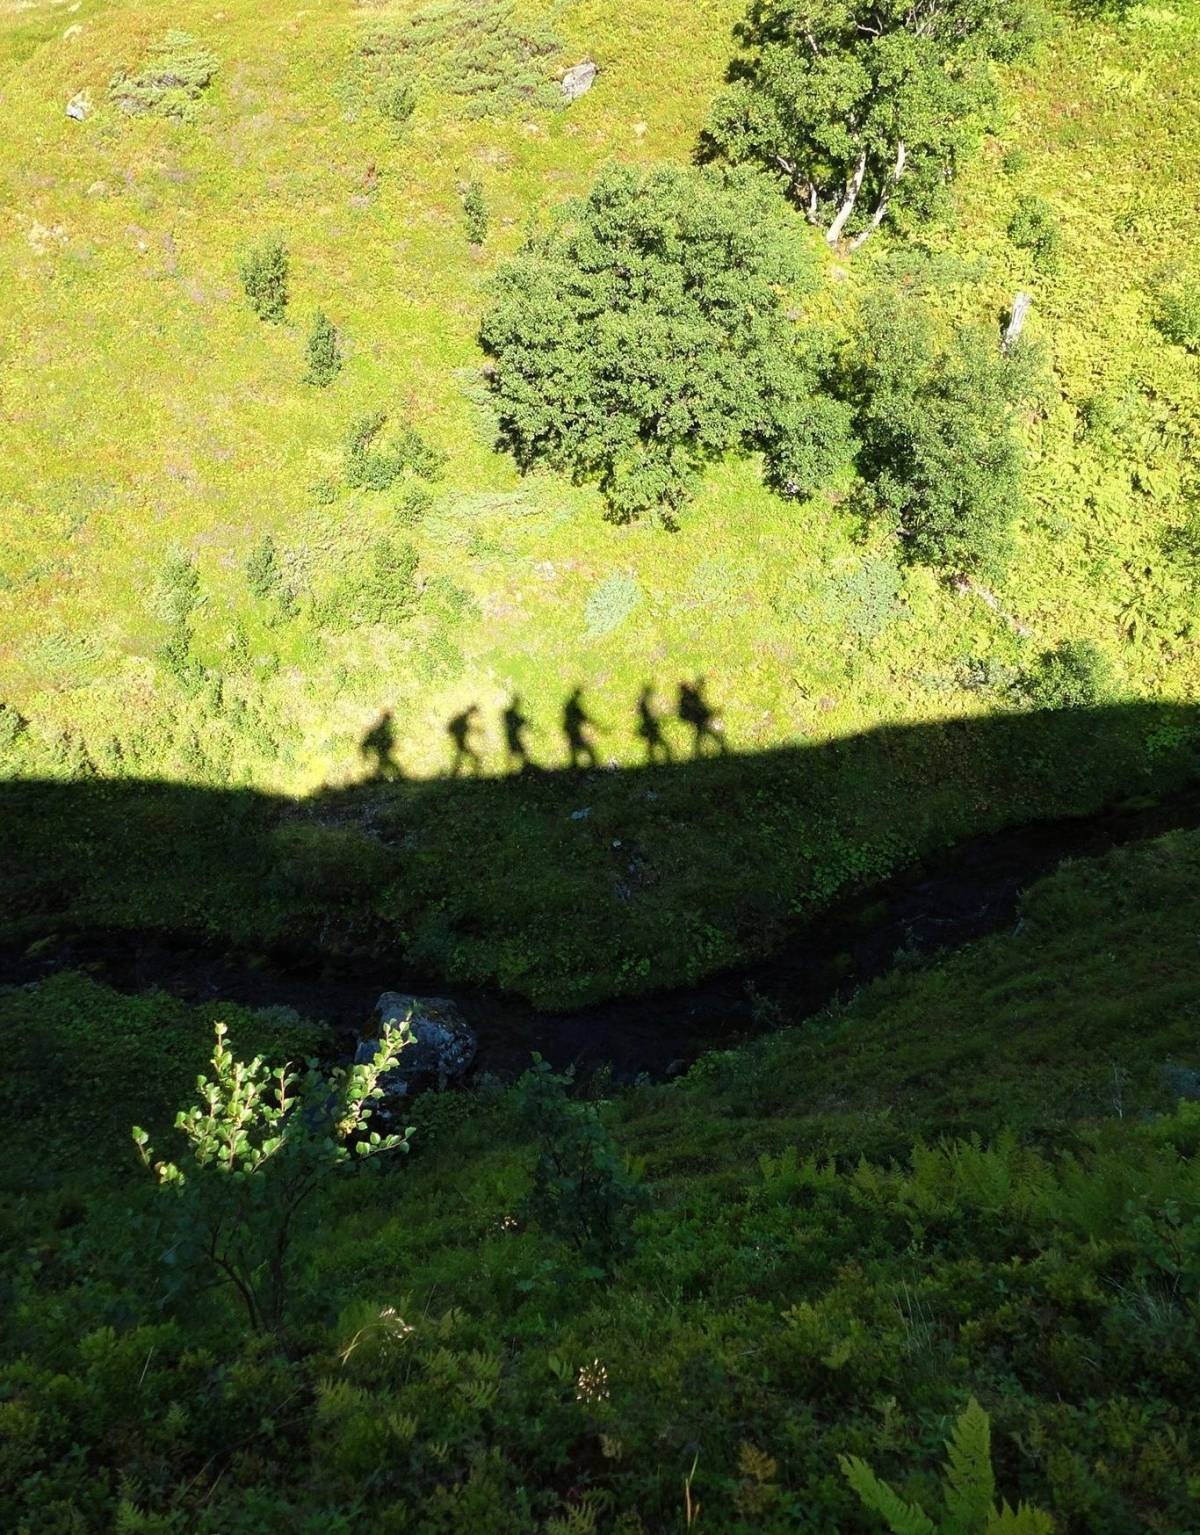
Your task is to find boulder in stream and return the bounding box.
[355,992,477,1102]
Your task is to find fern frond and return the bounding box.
[985,1500,1055,1534]
[738,1441,778,1483]
[839,1454,937,1535]
[942,1397,995,1534]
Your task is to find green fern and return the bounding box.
[943,1397,995,1533]
[986,1505,1054,1535]
[839,1399,1053,1535]
[840,1456,936,1535]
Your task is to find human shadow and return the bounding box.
[678,677,727,758]
[502,694,533,774]
[635,684,673,764]
[563,685,599,770]
[447,705,483,778]
[359,709,404,782]
[2,701,1198,1015]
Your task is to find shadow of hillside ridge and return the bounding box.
[1,699,1197,1009]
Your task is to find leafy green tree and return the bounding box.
[480,163,852,522]
[706,0,1044,247]
[238,235,289,323]
[134,1020,413,1342]
[847,290,1029,575]
[304,309,342,386]
[840,1397,1053,1533]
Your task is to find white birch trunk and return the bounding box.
[825,148,868,245]
[1002,291,1032,352]
[848,140,906,250]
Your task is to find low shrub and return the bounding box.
[314,537,420,633]
[360,0,562,120]
[462,177,488,244]
[270,819,395,901]
[304,310,342,387]
[244,535,282,601]
[154,551,200,626]
[1024,638,1111,709]
[157,621,202,690]
[584,572,639,640]
[135,1020,412,1338]
[395,483,434,527]
[0,701,28,753]
[785,555,905,643]
[343,411,447,491]
[1151,269,1200,352]
[513,1056,648,1270]
[1078,384,1144,449]
[1008,193,1061,273]
[109,30,219,119]
[379,77,417,126]
[239,236,289,323]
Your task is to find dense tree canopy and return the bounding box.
[706,0,1044,246]
[480,164,852,522]
[848,290,1031,573]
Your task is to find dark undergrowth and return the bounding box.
[2,825,1199,1531]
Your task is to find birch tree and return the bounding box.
[706,0,1043,247]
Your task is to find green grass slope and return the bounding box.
[3,827,1199,1531]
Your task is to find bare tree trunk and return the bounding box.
[826,148,868,245]
[777,157,823,225]
[1002,291,1032,352]
[848,140,906,250]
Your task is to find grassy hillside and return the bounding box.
[4,2,1200,1529]
[3,826,1199,1530]
[2,0,1200,1000]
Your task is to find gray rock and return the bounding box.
[66,91,91,122]
[356,992,477,1101]
[561,61,597,103]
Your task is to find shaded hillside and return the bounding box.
[2,699,1197,1004]
[3,821,1199,1532]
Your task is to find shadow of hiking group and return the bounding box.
[357,679,727,783]
[1,700,1198,1024]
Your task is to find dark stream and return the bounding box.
[3,783,1199,1082]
